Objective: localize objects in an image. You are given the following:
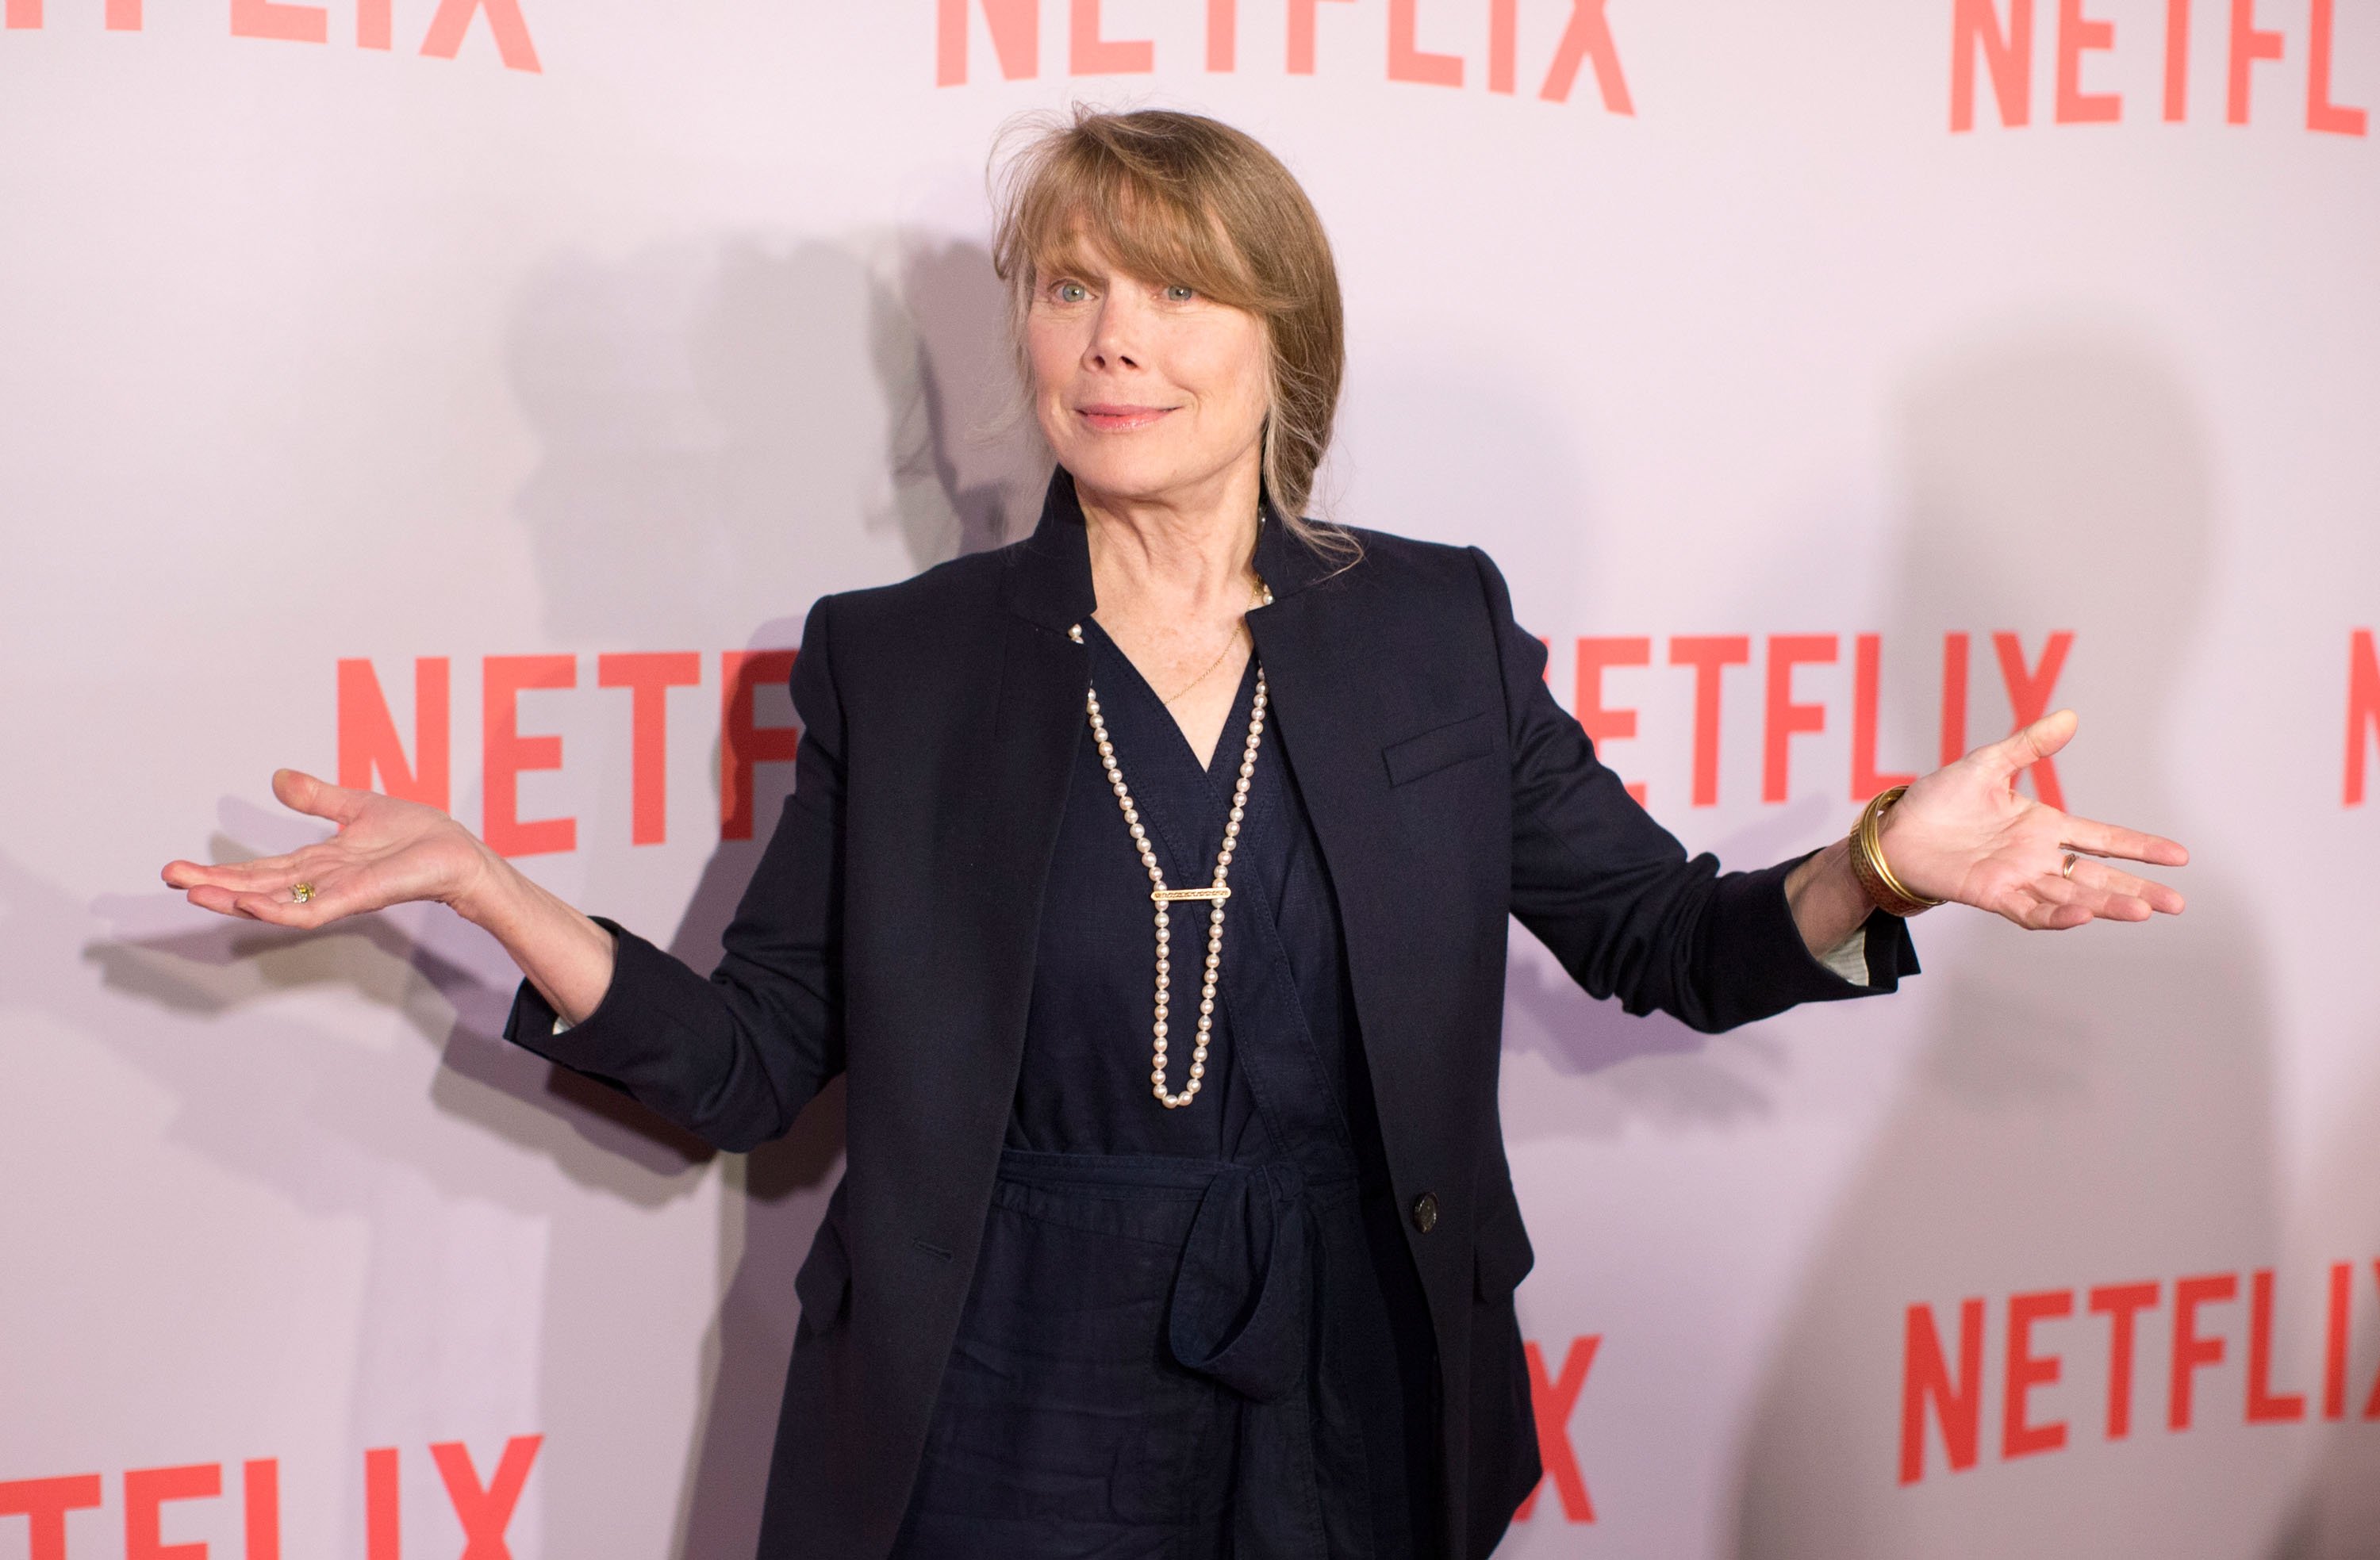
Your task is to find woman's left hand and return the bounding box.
[1879,710,2188,929]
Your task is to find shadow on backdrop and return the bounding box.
[1729,333,2292,1556]
[2261,1046,2380,1543]
[506,231,1043,1558]
[1497,801,1836,1136]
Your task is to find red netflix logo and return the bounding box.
[1514,1333,1600,1524]
[0,1438,539,1560]
[2347,628,2380,806]
[935,0,1633,110]
[1564,630,2074,811]
[1901,1261,2380,1485]
[1,0,540,73]
[1950,0,2367,134]
[335,650,799,857]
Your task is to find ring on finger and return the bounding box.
[2059,853,2078,880]
[291,881,316,903]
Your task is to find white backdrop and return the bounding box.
[6,2,2380,1556]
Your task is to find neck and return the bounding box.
[1078,458,1265,615]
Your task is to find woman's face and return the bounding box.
[1024,240,1271,514]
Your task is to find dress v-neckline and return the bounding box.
[1081,617,1259,788]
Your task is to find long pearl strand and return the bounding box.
[1071,590,1271,1109]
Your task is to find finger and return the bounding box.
[2025,890,2093,929]
[225,891,316,928]
[1973,709,2080,778]
[2034,859,2172,920]
[2068,858,2186,916]
[183,882,263,919]
[273,768,370,826]
[162,852,310,891]
[2025,877,2104,926]
[2000,882,2084,930]
[2059,814,2190,868]
[2079,887,2154,922]
[2010,888,2091,930]
[226,882,354,930]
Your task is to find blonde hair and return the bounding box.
[990,106,1353,558]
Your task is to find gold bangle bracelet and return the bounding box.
[1866,789,1945,909]
[1848,784,1944,917]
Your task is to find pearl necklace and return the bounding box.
[1071,584,1273,1109]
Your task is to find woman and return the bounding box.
[163,109,2186,1559]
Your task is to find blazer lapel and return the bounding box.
[997,467,1099,635]
[952,472,1097,1105]
[1244,524,1414,1095]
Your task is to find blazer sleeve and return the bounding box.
[1476,547,1918,1033]
[501,595,848,1152]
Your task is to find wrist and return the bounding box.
[1786,837,1873,957]
[443,838,520,930]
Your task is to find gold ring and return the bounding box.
[291,881,315,903]
[2059,853,2078,880]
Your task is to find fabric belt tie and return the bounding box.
[1168,1159,1359,1558]
[1169,1160,1322,1402]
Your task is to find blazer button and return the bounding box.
[1411,1193,1438,1233]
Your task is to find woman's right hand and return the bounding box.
[163,768,497,929]
[165,768,620,1022]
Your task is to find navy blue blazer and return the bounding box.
[507,470,1915,1559]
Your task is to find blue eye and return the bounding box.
[1054,281,1090,304]
[1165,284,1196,302]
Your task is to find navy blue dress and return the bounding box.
[890,621,1444,1559]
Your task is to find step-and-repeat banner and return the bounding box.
[5,2,2378,1556]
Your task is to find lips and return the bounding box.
[1077,404,1176,432]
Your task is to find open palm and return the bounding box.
[1881,710,2187,930]
[162,769,489,929]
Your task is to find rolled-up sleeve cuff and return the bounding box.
[1706,855,1920,1018]
[1819,926,1872,986]
[1862,906,1920,988]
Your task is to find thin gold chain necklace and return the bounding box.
[1069,581,1274,1109]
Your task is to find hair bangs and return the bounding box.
[1000,137,1262,313]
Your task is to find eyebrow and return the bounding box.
[1035,248,1112,285]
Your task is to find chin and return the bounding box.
[1058,443,1195,504]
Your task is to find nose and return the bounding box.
[1084,289,1148,373]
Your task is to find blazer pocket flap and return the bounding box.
[1382,711,1495,788]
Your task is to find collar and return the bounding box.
[999,466,1336,632]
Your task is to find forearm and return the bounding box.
[1784,837,1875,957]
[454,849,617,1025]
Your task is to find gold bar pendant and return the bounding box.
[1151,886,1231,903]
